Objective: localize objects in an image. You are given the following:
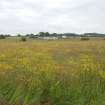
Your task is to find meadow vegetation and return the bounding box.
[0,38,105,105]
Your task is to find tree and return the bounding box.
[45,32,50,36]
[39,32,45,36]
[52,33,57,36]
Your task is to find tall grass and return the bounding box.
[0,39,105,105]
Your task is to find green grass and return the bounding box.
[0,38,105,105]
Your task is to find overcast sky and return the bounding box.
[0,0,105,34]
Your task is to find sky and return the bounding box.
[0,0,105,35]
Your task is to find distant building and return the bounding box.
[39,36,58,40]
[62,36,67,38]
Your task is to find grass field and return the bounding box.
[0,37,105,105]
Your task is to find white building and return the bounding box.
[40,36,58,40]
[62,36,67,38]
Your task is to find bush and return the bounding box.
[21,37,27,42]
[81,37,90,41]
[17,34,21,37]
[0,35,6,39]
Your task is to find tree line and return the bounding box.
[0,32,105,39]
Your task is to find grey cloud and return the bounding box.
[0,0,105,34]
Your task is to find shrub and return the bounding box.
[81,37,90,41]
[21,37,27,42]
[17,34,22,37]
[0,35,6,39]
